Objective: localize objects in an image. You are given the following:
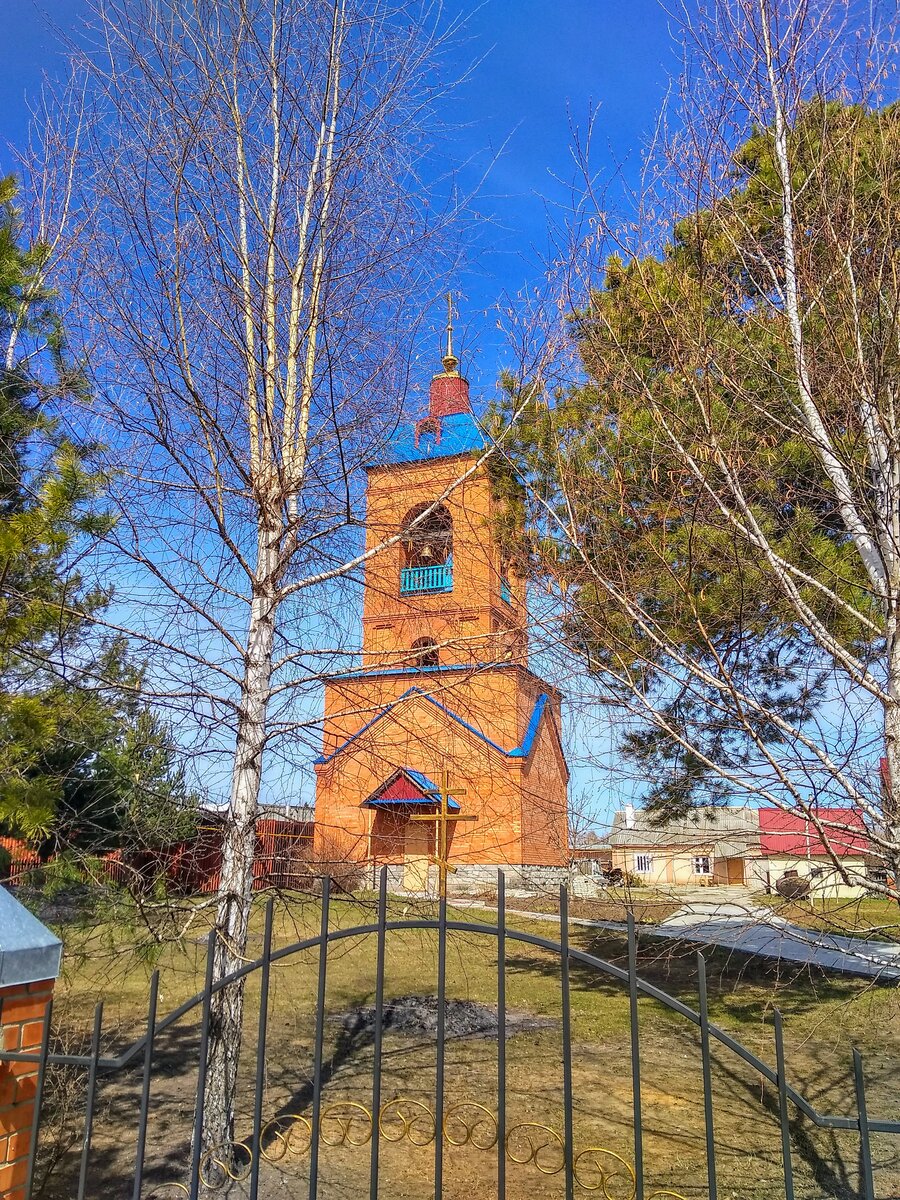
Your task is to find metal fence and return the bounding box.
[3,869,898,1200]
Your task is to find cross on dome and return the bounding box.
[427,293,470,420]
[442,291,459,374]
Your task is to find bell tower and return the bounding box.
[362,299,526,673]
[313,300,569,892]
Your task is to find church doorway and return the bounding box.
[403,818,431,891]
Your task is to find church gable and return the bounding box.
[317,690,501,782]
[316,685,554,767]
[520,697,569,783]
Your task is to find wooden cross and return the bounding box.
[408,769,477,899]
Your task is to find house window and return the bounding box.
[693,855,712,876]
[634,853,653,875]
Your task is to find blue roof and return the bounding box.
[0,886,63,987]
[376,411,486,467]
[315,687,552,767]
[362,768,461,810]
[404,768,457,799]
[330,662,519,681]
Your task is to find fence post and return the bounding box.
[0,888,62,1200]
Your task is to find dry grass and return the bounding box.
[756,895,900,941]
[498,891,682,925]
[34,892,900,1200]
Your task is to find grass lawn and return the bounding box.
[755,894,900,940]
[33,891,900,1200]
[499,886,900,944]
[499,891,683,926]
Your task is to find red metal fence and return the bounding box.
[0,835,40,885]
[0,817,315,894]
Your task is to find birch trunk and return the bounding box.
[46,0,461,1162]
[883,616,900,893]
[202,518,280,1155]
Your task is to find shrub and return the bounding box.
[19,852,123,923]
[312,836,365,894]
[267,830,364,895]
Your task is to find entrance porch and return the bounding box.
[362,766,462,893]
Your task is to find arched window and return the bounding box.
[412,636,439,668]
[401,502,453,569]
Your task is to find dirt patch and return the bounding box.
[339,995,553,1040]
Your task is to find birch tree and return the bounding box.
[45,0,466,1155]
[495,0,900,900]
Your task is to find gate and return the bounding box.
[3,871,898,1199]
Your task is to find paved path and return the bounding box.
[458,898,900,982]
[654,899,900,981]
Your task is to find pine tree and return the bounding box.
[0,175,196,845]
[496,97,900,862]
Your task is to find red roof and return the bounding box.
[758,808,870,858]
[362,768,461,810]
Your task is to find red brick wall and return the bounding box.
[0,979,54,1200]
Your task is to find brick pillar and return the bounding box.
[0,980,55,1200]
[0,886,62,1200]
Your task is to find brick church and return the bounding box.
[313,312,569,893]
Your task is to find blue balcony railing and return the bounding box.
[400,564,453,595]
[500,576,512,605]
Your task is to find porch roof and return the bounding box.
[361,767,461,811]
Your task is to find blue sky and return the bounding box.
[435,0,680,372]
[1,0,684,823]
[1,0,681,380]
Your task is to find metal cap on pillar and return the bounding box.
[0,887,62,988]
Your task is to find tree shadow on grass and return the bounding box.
[504,926,898,1200]
[712,1041,900,1200]
[505,922,881,1020]
[256,1005,378,1153]
[35,1019,206,1199]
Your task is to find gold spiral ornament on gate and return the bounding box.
[260,1113,312,1161]
[442,1101,499,1149]
[198,1140,253,1188]
[572,1147,636,1197]
[320,1100,374,1146]
[505,1121,567,1174]
[378,1097,437,1145]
